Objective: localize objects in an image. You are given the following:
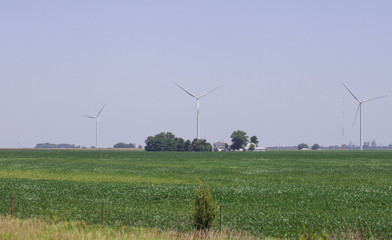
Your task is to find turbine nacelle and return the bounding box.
[173,82,223,100]
[342,83,387,104]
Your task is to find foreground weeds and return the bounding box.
[0,216,379,240]
[0,216,257,240]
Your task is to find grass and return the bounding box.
[0,216,256,240]
[0,149,391,238]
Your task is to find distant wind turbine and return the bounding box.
[341,83,387,150]
[174,83,222,139]
[82,105,106,148]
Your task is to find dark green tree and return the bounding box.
[145,132,186,151]
[230,130,248,150]
[184,140,192,151]
[250,135,259,146]
[193,181,217,230]
[164,132,176,151]
[191,139,212,152]
[311,143,320,150]
[298,143,309,150]
[113,142,136,148]
[175,138,185,151]
[114,142,127,148]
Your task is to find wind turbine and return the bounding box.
[82,105,106,148]
[174,83,222,140]
[341,83,387,150]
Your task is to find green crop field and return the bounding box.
[0,149,391,238]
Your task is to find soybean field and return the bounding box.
[0,149,391,238]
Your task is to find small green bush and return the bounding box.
[249,144,255,151]
[193,181,218,230]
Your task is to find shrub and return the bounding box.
[193,181,217,230]
[249,143,255,151]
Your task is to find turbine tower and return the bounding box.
[82,105,106,148]
[341,83,386,150]
[174,83,222,139]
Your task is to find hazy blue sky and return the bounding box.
[1,1,391,148]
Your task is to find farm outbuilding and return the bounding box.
[244,143,266,152]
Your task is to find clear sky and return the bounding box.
[1,1,391,148]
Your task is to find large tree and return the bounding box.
[191,139,212,152]
[230,130,249,150]
[311,143,320,150]
[145,132,186,151]
[298,143,309,150]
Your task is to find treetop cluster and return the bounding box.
[145,132,212,152]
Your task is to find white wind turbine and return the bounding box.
[174,83,222,140]
[342,83,387,150]
[82,105,106,148]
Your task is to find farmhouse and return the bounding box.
[213,142,227,151]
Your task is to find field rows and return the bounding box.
[0,150,391,238]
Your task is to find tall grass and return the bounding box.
[0,216,257,240]
[0,216,376,240]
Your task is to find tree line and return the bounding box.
[113,142,136,148]
[145,132,212,152]
[34,130,260,151]
[144,130,259,152]
[35,143,81,148]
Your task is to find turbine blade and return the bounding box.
[199,85,223,99]
[352,104,360,127]
[341,83,360,102]
[174,82,197,99]
[96,105,106,117]
[82,115,96,119]
[362,95,387,103]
